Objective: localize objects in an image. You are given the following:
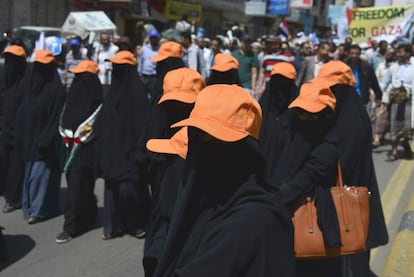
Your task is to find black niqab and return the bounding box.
[1,56,28,146]
[154,128,295,277]
[61,72,103,131]
[93,63,148,181]
[259,75,297,177]
[330,84,388,250]
[15,62,66,164]
[207,69,240,86]
[3,54,27,89]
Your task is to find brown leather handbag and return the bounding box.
[290,163,370,259]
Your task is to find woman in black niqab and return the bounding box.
[93,54,150,239]
[154,128,295,277]
[143,68,204,277]
[316,61,388,276]
[259,68,297,180]
[1,47,28,210]
[57,66,103,241]
[153,84,295,276]
[328,83,388,276]
[15,50,66,223]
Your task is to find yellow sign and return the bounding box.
[164,0,202,22]
[347,5,414,43]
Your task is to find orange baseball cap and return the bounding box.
[288,79,336,113]
[146,127,188,159]
[171,84,262,142]
[2,45,26,57]
[151,41,183,62]
[34,50,55,64]
[317,61,356,87]
[211,53,239,72]
[68,60,99,74]
[159,68,205,104]
[270,62,296,79]
[105,50,137,65]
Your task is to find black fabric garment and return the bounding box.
[329,84,388,276]
[259,75,297,179]
[60,72,102,236]
[63,170,97,236]
[273,107,341,250]
[103,180,148,235]
[0,55,28,204]
[2,54,27,89]
[143,101,194,277]
[93,63,149,181]
[207,69,240,86]
[93,63,150,236]
[144,155,185,277]
[61,72,103,172]
[15,62,66,167]
[331,84,388,250]
[61,72,102,132]
[154,128,295,277]
[273,109,338,199]
[149,58,186,136]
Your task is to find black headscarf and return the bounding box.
[60,72,103,173]
[154,127,295,277]
[93,63,148,181]
[1,54,28,146]
[15,62,66,165]
[207,69,241,86]
[259,74,297,177]
[61,72,103,131]
[2,53,27,89]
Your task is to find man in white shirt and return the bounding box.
[380,44,413,161]
[92,32,119,96]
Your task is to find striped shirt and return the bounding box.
[262,52,294,82]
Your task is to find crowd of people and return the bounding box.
[1,18,413,276]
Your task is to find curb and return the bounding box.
[382,161,414,277]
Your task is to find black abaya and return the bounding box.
[60,72,103,236]
[154,129,295,277]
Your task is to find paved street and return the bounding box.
[0,142,413,277]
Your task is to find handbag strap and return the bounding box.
[336,161,351,232]
[336,162,344,189]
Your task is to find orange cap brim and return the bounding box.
[146,127,188,159]
[288,96,329,113]
[150,54,168,62]
[171,117,250,142]
[158,92,197,104]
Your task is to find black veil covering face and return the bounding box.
[16,61,66,165]
[259,74,297,178]
[154,127,295,277]
[3,54,27,89]
[207,69,241,86]
[1,54,28,146]
[61,72,103,132]
[94,63,149,181]
[0,53,28,205]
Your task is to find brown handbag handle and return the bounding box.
[337,162,350,232]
